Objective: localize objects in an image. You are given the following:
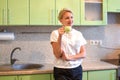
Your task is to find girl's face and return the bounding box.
[60,12,73,27]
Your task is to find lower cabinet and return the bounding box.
[83,71,87,80]
[83,69,116,80]
[88,70,116,80]
[0,74,51,80]
[0,75,17,80]
[0,70,116,80]
[19,74,51,80]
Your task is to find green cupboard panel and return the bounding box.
[8,0,29,25]
[88,70,116,80]
[107,0,120,12]
[55,0,80,25]
[0,0,7,25]
[20,74,51,80]
[30,0,55,25]
[0,76,17,80]
[83,72,87,80]
[80,0,107,25]
[50,74,54,80]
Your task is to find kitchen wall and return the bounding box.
[0,13,120,64]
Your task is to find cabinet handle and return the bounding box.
[56,10,59,24]
[14,77,17,80]
[116,9,120,11]
[51,9,54,24]
[2,9,5,24]
[20,77,22,80]
[7,9,10,24]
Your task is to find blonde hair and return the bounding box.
[58,8,73,21]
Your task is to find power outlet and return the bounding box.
[90,40,102,45]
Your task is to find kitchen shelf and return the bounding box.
[80,0,107,25]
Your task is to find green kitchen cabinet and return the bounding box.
[30,0,55,25]
[83,71,87,80]
[50,74,54,80]
[88,70,116,80]
[0,74,51,80]
[7,0,29,25]
[30,0,80,25]
[0,70,116,80]
[0,0,29,25]
[80,0,107,25]
[0,0,7,25]
[55,0,80,25]
[107,0,120,12]
[19,74,51,80]
[0,75,17,80]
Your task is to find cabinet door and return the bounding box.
[50,74,54,80]
[55,0,80,25]
[83,72,87,80]
[20,74,51,80]
[0,0,7,25]
[0,76,17,80]
[80,0,107,25]
[8,0,29,25]
[88,70,116,80]
[107,0,120,12]
[30,0,55,25]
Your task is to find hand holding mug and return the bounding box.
[64,26,72,33]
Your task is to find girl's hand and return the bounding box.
[58,26,65,35]
[62,52,72,61]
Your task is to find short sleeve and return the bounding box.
[78,31,87,46]
[80,34,87,46]
[50,30,58,43]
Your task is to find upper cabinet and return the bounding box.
[30,0,80,25]
[0,0,7,25]
[30,0,55,25]
[0,0,107,26]
[8,0,29,25]
[80,0,107,25]
[55,0,80,25]
[0,0,29,25]
[107,0,120,12]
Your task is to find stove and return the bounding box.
[101,59,120,80]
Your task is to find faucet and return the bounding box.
[10,47,21,65]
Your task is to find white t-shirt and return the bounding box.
[50,28,87,68]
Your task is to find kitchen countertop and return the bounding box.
[0,60,118,76]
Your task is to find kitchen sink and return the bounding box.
[0,63,43,71]
[12,64,43,70]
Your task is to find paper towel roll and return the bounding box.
[0,32,15,40]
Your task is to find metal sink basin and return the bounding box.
[12,64,43,70]
[0,63,43,71]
